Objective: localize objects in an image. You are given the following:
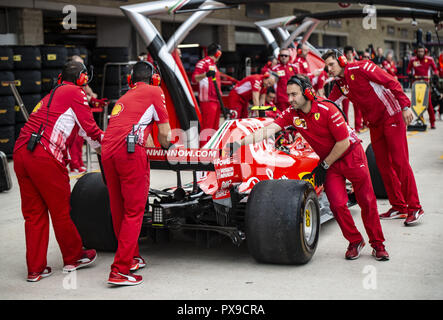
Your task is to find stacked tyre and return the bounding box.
[91,47,130,100]
[0,46,15,157]
[40,45,68,97]
[12,46,43,147]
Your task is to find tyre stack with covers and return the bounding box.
[91,47,130,104]
[0,46,16,157]
[11,46,44,149]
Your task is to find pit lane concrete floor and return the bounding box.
[1,118,443,300]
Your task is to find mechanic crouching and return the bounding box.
[101,61,171,286]
[225,75,389,261]
[13,61,103,282]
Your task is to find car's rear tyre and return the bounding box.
[245,179,320,265]
[365,143,388,199]
[70,172,117,252]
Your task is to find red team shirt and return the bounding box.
[232,74,264,103]
[407,55,438,79]
[328,60,410,127]
[192,56,222,102]
[14,82,103,166]
[271,62,300,108]
[382,60,397,77]
[274,99,359,161]
[101,82,169,160]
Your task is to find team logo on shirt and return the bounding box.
[32,101,43,113]
[350,74,355,81]
[111,103,124,117]
[293,117,307,129]
[314,113,320,120]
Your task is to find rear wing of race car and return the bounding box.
[147,147,220,171]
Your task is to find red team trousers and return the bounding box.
[369,113,421,213]
[102,144,149,275]
[13,145,83,273]
[324,144,385,247]
[200,101,221,146]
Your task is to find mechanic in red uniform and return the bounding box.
[67,55,108,173]
[226,72,276,119]
[407,44,439,129]
[272,48,300,111]
[13,61,103,282]
[226,75,389,261]
[382,51,398,79]
[341,46,363,132]
[101,61,171,286]
[192,43,223,145]
[261,56,278,75]
[323,49,424,225]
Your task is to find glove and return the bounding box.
[224,141,241,157]
[90,97,108,108]
[303,162,328,187]
[206,70,216,78]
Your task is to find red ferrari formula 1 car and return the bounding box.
[70,0,384,265]
[71,116,353,265]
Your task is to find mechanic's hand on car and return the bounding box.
[304,162,328,187]
[224,141,241,157]
[402,107,414,126]
[206,70,216,78]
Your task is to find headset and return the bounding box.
[297,43,303,56]
[127,61,160,87]
[207,43,222,59]
[413,45,429,56]
[333,49,348,68]
[57,63,91,86]
[287,75,316,101]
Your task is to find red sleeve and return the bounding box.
[359,62,410,108]
[406,58,413,74]
[71,88,103,148]
[327,82,346,105]
[252,76,263,93]
[153,87,169,124]
[274,108,294,129]
[326,103,349,142]
[192,59,207,83]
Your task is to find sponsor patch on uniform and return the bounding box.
[293,117,307,129]
[111,103,124,117]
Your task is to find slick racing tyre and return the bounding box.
[246,179,320,265]
[70,172,117,252]
[365,143,388,199]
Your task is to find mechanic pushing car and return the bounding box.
[13,61,103,282]
[192,43,223,146]
[225,75,389,261]
[407,44,439,129]
[101,61,171,286]
[323,49,424,225]
[226,72,276,119]
[272,47,300,111]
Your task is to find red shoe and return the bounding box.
[379,208,407,220]
[27,267,52,282]
[372,245,390,261]
[345,240,365,260]
[404,209,424,226]
[63,249,97,272]
[130,256,147,272]
[108,271,143,286]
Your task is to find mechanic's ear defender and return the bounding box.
[289,76,316,101]
[334,49,348,68]
[56,64,88,86]
[214,49,222,59]
[127,61,160,87]
[297,43,302,55]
